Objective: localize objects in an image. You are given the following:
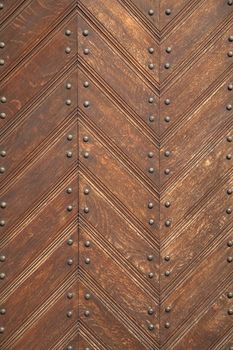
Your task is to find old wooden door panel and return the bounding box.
[0,1,233,350]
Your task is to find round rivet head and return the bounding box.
[66,151,73,158]
[83,136,89,142]
[228,51,233,57]
[165,9,172,15]
[67,134,73,141]
[0,151,6,157]
[227,188,233,194]
[67,310,73,318]
[148,9,154,16]
[0,202,6,208]
[226,104,232,110]
[226,208,232,214]
[148,97,154,103]
[66,83,72,89]
[1,96,6,103]
[85,348,90,350]
[83,152,89,158]
[148,272,154,278]
[84,207,89,213]
[165,201,171,208]
[0,327,4,334]
[67,258,73,266]
[164,63,170,69]
[228,83,233,90]
[149,167,154,173]
[83,100,90,108]
[67,205,73,212]
[83,29,89,36]
[0,255,6,262]
[164,255,170,261]
[148,47,154,54]
[165,322,170,328]
[165,271,170,277]
[149,115,155,122]
[227,256,233,263]
[164,150,171,157]
[0,220,5,226]
[65,47,71,54]
[228,308,233,315]
[148,202,153,209]
[228,0,233,5]
[148,152,154,158]
[83,81,89,88]
[227,292,233,298]
[67,292,73,299]
[148,307,154,315]
[0,59,5,66]
[84,310,90,317]
[0,308,6,315]
[66,99,71,106]
[149,219,154,225]
[227,240,233,247]
[164,168,170,175]
[84,188,90,195]
[227,136,233,142]
[67,238,73,246]
[166,47,172,53]
[85,293,91,300]
[0,166,5,173]
[148,63,155,70]
[165,98,171,105]
[148,323,154,331]
[0,112,6,119]
[66,187,72,194]
[67,346,73,350]
[65,29,72,36]
[0,42,5,49]
[165,306,171,313]
[85,257,91,264]
[165,219,171,227]
[226,154,232,160]
[85,240,91,247]
[147,254,154,261]
[164,116,171,123]
[84,48,90,55]
[0,273,5,279]
[229,35,233,41]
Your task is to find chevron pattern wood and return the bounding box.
[0,1,232,349]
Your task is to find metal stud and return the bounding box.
[0,256,5,262]
[227,189,233,194]
[149,115,155,122]
[165,306,171,312]
[66,310,73,318]
[65,29,71,36]
[165,9,172,15]
[148,9,154,16]
[148,324,154,331]
[148,63,155,70]
[148,47,154,54]
[147,254,154,261]
[67,258,73,266]
[227,136,233,142]
[164,116,171,123]
[0,59,5,66]
[83,101,90,108]
[228,83,233,90]
[227,256,233,263]
[164,150,171,157]
[228,308,233,315]
[67,292,74,299]
[66,83,72,89]
[83,152,89,158]
[84,188,90,195]
[66,99,71,106]
[164,255,170,261]
[83,136,89,142]
[0,202,6,209]
[67,346,73,350]
[85,257,91,264]
[228,51,233,57]
[166,47,172,53]
[0,308,6,315]
[0,42,5,49]
[165,270,171,276]
[0,112,6,119]
[165,201,171,208]
[148,307,154,315]
[67,205,73,212]
[0,151,6,157]
[66,151,73,158]
[85,348,90,350]
[148,152,154,158]
[65,47,71,54]
[165,219,171,227]
[226,104,232,110]
[0,273,5,279]
[67,238,73,246]
[0,327,4,334]
[83,29,89,36]
[228,0,233,5]
[165,322,170,328]
[165,99,171,105]
[85,240,91,247]
[0,97,6,103]
[67,187,72,194]
[84,310,90,317]
[164,63,170,69]
[226,208,232,214]
[149,167,154,174]
[164,168,170,175]
[227,240,233,247]
[227,292,233,298]
[148,97,154,103]
[83,48,90,55]
[149,219,154,225]
[0,166,5,173]
[0,220,5,226]
[84,207,89,213]
[148,202,153,209]
[83,81,89,88]
[226,154,232,160]
[85,293,91,300]
[148,272,154,278]
[67,135,73,142]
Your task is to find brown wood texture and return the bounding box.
[0,1,232,349]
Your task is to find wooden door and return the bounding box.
[0,1,232,349]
